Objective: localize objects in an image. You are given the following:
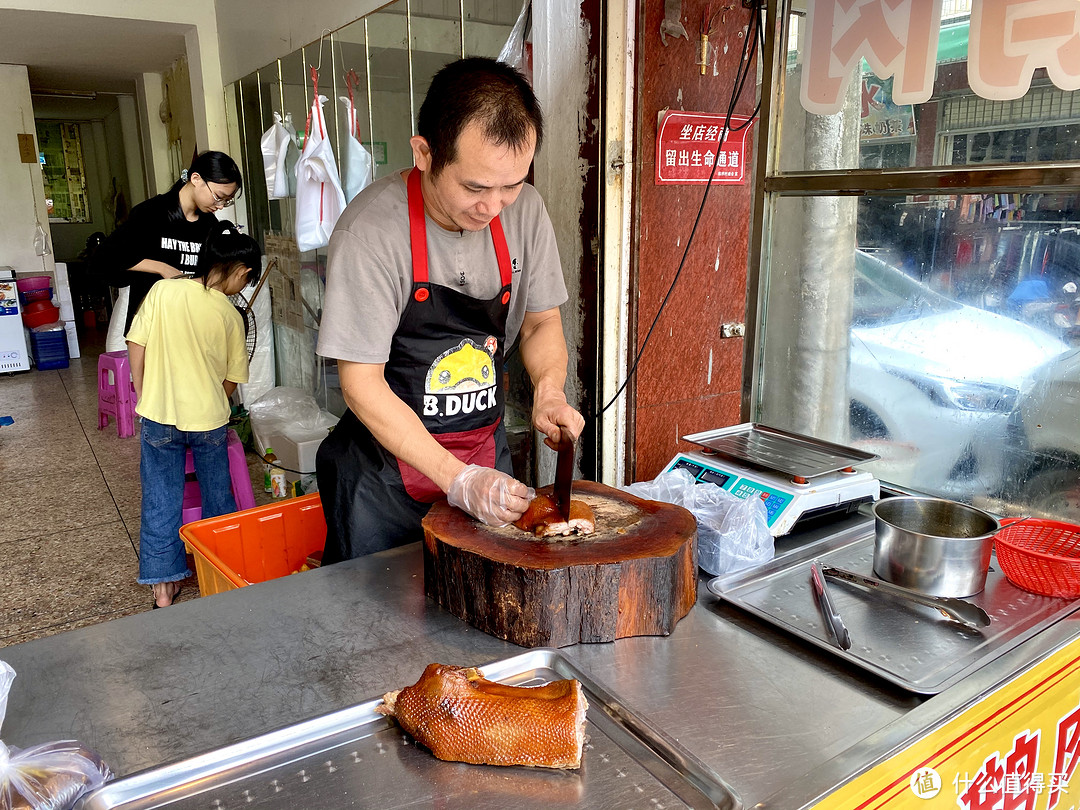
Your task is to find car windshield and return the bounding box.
[852,251,961,327]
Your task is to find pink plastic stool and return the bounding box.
[97,351,136,438]
[181,428,257,524]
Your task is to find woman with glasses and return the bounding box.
[93,150,244,350]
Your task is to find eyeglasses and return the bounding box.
[205,182,236,208]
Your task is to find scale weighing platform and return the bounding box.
[663,423,881,536]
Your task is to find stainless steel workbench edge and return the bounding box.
[1,531,1076,809]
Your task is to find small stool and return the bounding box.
[97,351,136,438]
[181,428,257,523]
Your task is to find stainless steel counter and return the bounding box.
[2,514,1078,809]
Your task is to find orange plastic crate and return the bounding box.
[179,494,326,596]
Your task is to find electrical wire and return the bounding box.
[599,0,764,416]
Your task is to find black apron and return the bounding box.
[318,168,514,562]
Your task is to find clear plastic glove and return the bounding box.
[447,464,536,527]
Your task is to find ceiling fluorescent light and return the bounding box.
[31,89,98,100]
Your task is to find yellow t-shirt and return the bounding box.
[126,278,249,432]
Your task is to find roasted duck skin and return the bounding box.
[376,663,588,769]
[513,493,596,537]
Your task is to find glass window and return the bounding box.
[759,193,1077,516]
[37,122,90,223]
[779,11,1080,173]
[756,4,1080,522]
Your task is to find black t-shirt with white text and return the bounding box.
[92,189,218,334]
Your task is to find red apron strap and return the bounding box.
[407,168,429,295]
[408,167,511,302]
[488,215,512,289]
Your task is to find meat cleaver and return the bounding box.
[553,428,576,521]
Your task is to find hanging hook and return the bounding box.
[312,28,332,71]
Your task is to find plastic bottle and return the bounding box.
[263,448,276,493]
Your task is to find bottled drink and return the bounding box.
[263,448,276,493]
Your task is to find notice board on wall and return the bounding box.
[655,111,755,185]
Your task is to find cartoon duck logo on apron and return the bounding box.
[424,337,499,416]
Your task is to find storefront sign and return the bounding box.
[655,111,755,185]
[802,0,1080,115]
[818,637,1080,809]
[862,76,916,140]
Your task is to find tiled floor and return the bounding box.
[0,326,275,647]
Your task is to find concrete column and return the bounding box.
[137,73,173,196]
[186,26,230,150]
[117,94,147,205]
[0,64,56,279]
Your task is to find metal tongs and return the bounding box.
[821,565,992,630]
[810,561,851,650]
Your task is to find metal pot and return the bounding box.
[871,496,1000,598]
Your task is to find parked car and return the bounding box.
[1004,348,1080,520]
[848,251,1069,500]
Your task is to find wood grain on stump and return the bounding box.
[422,480,697,648]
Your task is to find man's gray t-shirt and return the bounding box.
[317,171,567,364]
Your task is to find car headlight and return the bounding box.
[890,369,1019,412]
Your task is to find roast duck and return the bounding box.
[513,493,595,537]
[376,663,588,769]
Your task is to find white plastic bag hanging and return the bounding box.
[497,0,532,79]
[260,112,297,199]
[338,70,373,203]
[0,660,112,809]
[295,67,347,252]
[282,112,300,197]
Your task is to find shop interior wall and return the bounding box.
[629,0,757,480]
[0,64,57,282]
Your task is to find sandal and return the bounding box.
[151,583,182,609]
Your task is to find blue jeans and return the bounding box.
[138,419,237,584]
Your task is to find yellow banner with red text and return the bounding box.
[818,636,1080,809]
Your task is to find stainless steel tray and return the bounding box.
[76,648,739,810]
[683,423,878,479]
[708,523,1080,694]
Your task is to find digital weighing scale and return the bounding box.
[663,423,881,536]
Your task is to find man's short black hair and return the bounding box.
[417,57,543,177]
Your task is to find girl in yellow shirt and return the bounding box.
[127,221,261,608]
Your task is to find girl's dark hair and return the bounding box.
[195,220,261,287]
[167,150,243,222]
[417,57,542,177]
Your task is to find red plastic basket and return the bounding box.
[994,519,1080,598]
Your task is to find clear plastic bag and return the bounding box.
[497,0,532,75]
[247,386,338,462]
[0,661,111,810]
[624,469,774,576]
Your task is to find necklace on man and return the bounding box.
[459,271,467,286]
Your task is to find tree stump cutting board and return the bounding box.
[422,480,697,648]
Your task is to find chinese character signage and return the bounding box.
[819,639,1080,808]
[802,0,1080,115]
[862,76,916,140]
[655,111,755,185]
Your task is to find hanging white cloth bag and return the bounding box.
[338,95,373,203]
[295,68,347,252]
[260,112,294,199]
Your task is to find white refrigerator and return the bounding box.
[0,271,31,372]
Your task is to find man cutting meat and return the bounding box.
[315,57,584,562]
